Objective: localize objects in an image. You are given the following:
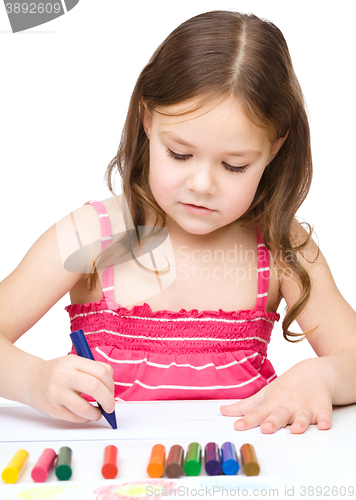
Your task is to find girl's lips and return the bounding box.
[181,203,215,215]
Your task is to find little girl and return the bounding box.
[1,10,356,435]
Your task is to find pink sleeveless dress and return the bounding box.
[65,200,280,401]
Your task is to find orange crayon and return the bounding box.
[147,444,166,478]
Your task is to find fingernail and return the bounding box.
[234,419,246,429]
[318,420,330,430]
[264,422,274,430]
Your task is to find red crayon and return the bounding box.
[101,445,118,479]
[31,448,57,483]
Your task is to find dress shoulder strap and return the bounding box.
[255,226,270,311]
[84,200,115,308]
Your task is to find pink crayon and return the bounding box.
[31,448,57,482]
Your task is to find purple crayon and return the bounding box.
[205,442,222,476]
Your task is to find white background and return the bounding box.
[0,0,355,402]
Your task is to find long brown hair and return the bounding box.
[91,10,314,342]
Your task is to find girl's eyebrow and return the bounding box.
[159,131,263,158]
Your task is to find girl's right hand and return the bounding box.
[25,355,115,423]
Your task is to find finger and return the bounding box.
[62,391,103,422]
[259,406,292,434]
[73,357,115,394]
[55,409,91,424]
[71,371,115,414]
[220,401,244,417]
[289,408,313,434]
[221,391,264,417]
[290,407,332,434]
[97,362,115,393]
[45,401,93,424]
[316,408,332,431]
[99,361,114,377]
[232,404,273,431]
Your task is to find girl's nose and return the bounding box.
[185,164,216,195]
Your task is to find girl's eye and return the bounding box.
[223,162,248,173]
[166,148,248,173]
[166,148,191,161]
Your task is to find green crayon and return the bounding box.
[184,442,202,476]
[55,447,72,480]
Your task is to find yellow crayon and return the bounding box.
[1,449,29,484]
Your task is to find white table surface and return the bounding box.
[1,400,355,500]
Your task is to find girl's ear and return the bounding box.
[268,130,289,163]
[141,100,152,140]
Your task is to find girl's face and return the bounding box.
[143,96,285,237]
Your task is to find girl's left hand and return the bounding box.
[220,357,335,434]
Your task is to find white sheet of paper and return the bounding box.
[0,400,286,442]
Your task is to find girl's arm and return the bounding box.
[0,211,115,422]
[221,221,356,433]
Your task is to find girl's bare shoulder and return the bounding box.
[0,195,127,342]
[57,194,127,269]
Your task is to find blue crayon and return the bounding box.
[70,329,117,429]
[221,442,239,475]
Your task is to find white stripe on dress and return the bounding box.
[113,374,262,391]
[266,373,277,383]
[82,328,269,344]
[70,309,275,326]
[95,347,260,369]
